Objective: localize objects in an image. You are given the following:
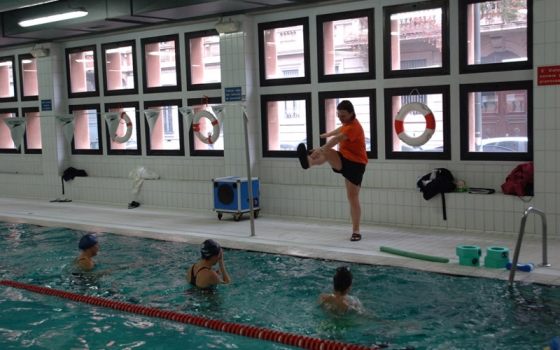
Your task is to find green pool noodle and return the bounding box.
[380,246,449,263]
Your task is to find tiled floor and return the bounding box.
[1,196,559,286]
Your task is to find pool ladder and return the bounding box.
[508,207,551,286]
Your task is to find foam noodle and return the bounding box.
[104,112,121,139]
[3,117,27,149]
[143,109,160,137]
[55,115,77,145]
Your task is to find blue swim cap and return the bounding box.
[201,239,221,259]
[78,234,98,250]
[550,337,560,350]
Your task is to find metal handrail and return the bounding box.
[508,207,551,285]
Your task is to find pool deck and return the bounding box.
[1,196,559,286]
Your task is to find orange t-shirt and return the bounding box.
[340,118,368,165]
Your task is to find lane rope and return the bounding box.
[0,279,377,350]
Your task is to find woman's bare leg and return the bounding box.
[345,178,361,234]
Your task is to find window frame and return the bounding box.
[141,34,182,94]
[69,103,103,155]
[185,29,221,91]
[18,54,38,101]
[458,0,532,74]
[317,9,375,83]
[261,92,313,158]
[143,99,184,156]
[104,101,141,156]
[384,85,451,160]
[258,17,311,87]
[101,40,138,96]
[318,89,377,159]
[0,107,20,154]
[22,106,41,154]
[383,0,450,79]
[187,96,224,157]
[0,56,17,103]
[65,45,100,98]
[459,80,533,161]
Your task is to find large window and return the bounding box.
[185,30,221,91]
[317,9,374,83]
[318,90,376,159]
[105,102,141,156]
[143,99,183,156]
[459,0,531,74]
[460,81,532,161]
[384,86,450,160]
[258,18,311,86]
[66,46,99,98]
[383,0,449,79]
[0,56,16,103]
[18,54,38,101]
[141,35,181,94]
[69,104,102,155]
[261,93,312,157]
[22,107,41,154]
[0,108,19,153]
[101,40,138,96]
[187,97,224,156]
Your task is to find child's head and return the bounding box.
[333,266,353,293]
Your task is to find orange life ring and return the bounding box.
[192,110,220,144]
[394,102,435,147]
[112,112,133,143]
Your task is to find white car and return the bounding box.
[480,137,528,152]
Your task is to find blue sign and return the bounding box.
[41,99,52,111]
[225,87,242,102]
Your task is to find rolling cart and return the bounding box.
[213,176,260,221]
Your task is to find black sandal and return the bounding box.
[297,143,309,169]
[350,233,362,241]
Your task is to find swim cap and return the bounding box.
[78,234,98,250]
[201,239,221,259]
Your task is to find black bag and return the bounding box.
[417,168,456,220]
[61,167,88,194]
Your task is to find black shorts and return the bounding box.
[332,152,366,186]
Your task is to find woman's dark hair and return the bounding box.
[337,100,356,119]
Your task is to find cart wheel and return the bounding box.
[218,213,223,220]
[233,213,242,222]
[254,210,259,219]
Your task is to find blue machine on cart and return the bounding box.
[213,176,260,221]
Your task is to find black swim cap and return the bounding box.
[78,234,98,250]
[333,266,353,292]
[201,239,221,259]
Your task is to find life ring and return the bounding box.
[192,110,220,144]
[394,102,436,147]
[112,112,133,143]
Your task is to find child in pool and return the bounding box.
[318,266,363,313]
[74,234,98,271]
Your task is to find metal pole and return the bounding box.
[242,106,256,237]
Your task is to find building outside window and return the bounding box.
[66,46,98,98]
[23,107,41,153]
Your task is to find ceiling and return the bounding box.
[0,0,335,51]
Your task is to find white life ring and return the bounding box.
[192,110,220,144]
[394,102,436,147]
[112,112,133,143]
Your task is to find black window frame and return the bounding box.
[143,99,184,156]
[317,9,375,83]
[18,54,38,102]
[384,85,451,160]
[383,0,450,79]
[187,96,223,157]
[69,103,103,155]
[141,34,182,94]
[458,0,532,74]
[261,92,312,158]
[101,40,139,96]
[258,17,311,87]
[0,107,20,154]
[22,106,41,154]
[318,89,377,159]
[459,80,533,161]
[0,56,17,103]
[185,29,221,91]
[104,101,141,156]
[65,45,100,99]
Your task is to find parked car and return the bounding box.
[480,136,528,152]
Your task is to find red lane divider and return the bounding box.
[1,280,377,350]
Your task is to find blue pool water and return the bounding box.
[1,222,559,350]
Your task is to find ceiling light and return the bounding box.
[215,20,240,34]
[19,8,88,27]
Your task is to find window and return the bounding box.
[143,99,184,156]
[69,104,102,155]
[22,107,41,154]
[66,46,99,98]
[187,97,224,156]
[105,102,141,156]
[0,56,17,103]
[317,9,374,83]
[18,54,38,101]
[460,80,532,161]
[383,0,449,79]
[141,34,181,94]
[101,40,138,96]
[0,108,19,153]
[261,93,312,157]
[318,90,377,158]
[185,30,221,91]
[258,18,311,86]
[459,0,532,74]
[384,85,450,160]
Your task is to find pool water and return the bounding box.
[1,222,559,350]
